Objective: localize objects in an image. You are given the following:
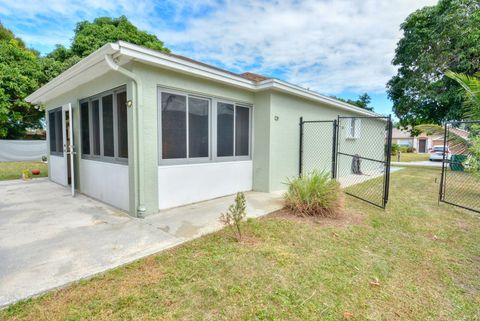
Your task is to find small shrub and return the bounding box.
[219,192,247,241]
[284,171,343,217]
[399,146,409,153]
[41,155,47,162]
[21,169,31,180]
[391,144,399,155]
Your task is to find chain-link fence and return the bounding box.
[440,121,480,213]
[336,116,392,208]
[299,115,393,209]
[299,119,336,177]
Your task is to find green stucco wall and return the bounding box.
[268,91,385,192]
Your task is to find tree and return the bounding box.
[0,16,170,138]
[387,0,480,127]
[330,92,374,111]
[49,16,169,67]
[0,23,45,138]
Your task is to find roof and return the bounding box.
[26,41,380,117]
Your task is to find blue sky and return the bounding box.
[0,0,437,115]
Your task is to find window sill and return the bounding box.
[159,159,252,168]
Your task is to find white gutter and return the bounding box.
[104,53,146,218]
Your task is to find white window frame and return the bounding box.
[157,87,252,165]
[346,118,361,139]
[80,85,128,164]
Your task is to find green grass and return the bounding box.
[0,161,48,181]
[1,168,479,320]
[395,153,430,162]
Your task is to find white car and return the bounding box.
[429,146,451,161]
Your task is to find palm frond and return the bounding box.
[445,70,480,104]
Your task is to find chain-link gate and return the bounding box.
[299,115,393,209]
[439,121,480,213]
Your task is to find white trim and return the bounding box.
[26,41,381,117]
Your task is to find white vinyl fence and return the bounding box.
[0,140,47,162]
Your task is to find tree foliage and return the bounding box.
[0,23,47,138]
[330,92,374,111]
[445,70,480,119]
[48,16,169,66]
[387,0,480,127]
[0,16,169,138]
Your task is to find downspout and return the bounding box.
[104,54,146,218]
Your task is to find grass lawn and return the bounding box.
[0,161,48,181]
[1,168,479,320]
[396,152,430,162]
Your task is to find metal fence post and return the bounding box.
[439,122,448,203]
[383,115,393,208]
[331,120,338,179]
[299,117,304,177]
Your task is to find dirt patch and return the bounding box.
[265,208,365,227]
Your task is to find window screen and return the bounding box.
[55,110,63,153]
[81,101,90,155]
[217,102,234,157]
[235,106,250,156]
[49,111,57,153]
[91,100,100,155]
[117,91,128,158]
[188,97,209,158]
[102,95,114,157]
[162,93,187,159]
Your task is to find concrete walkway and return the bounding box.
[0,179,283,307]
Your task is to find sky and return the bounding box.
[0,0,438,115]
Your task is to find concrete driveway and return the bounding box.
[0,179,282,307]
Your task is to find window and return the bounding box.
[217,102,234,157]
[117,91,128,158]
[91,100,100,156]
[80,86,128,163]
[158,89,251,164]
[102,95,114,157]
[160,92,210,160]
[346,118,361,139]
[80,102,90,155]
[48,108,63,156]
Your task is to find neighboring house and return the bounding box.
[392,127,470,154]
[392,128,433,153]
[26,41,384,217]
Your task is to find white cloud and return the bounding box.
[0,0,437,95]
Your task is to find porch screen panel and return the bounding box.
[117,91,128,158]
[49,111,57,153]
[91,100,100,156]
[80,102,90,155]
[55,110,63,153]
[188,97,209,158]
[217,102,234,157]
[162,93,186,159]
[102,95,114,157]
[235,106,250,156]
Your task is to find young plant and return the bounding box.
[284,170,342,217]
[219,192,247,241]
[21,169,31,180]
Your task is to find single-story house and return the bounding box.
[26,41,384,217]
[392,128,434,153]
[392,127,470,154]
